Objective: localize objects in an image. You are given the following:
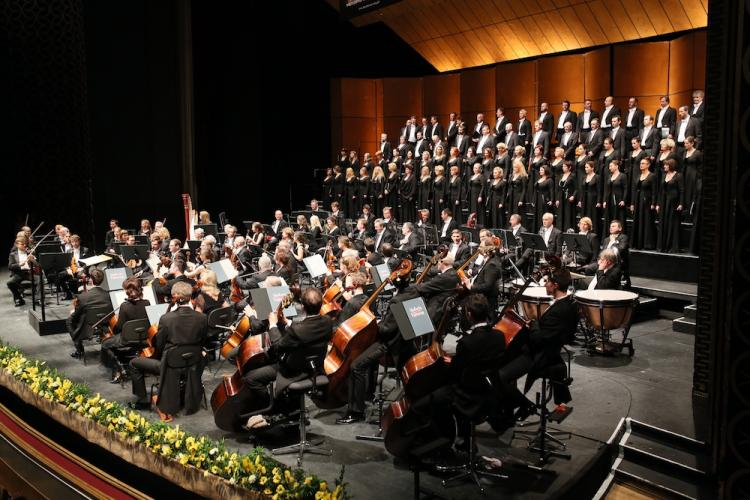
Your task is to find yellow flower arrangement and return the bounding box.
[0,343,349,499]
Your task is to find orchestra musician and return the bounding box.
[128,282,207,422]
[243,288,333,429]
[66,268,113,359]
[7,237,35,307]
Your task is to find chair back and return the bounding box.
[120,319,149,343]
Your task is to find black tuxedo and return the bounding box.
[379,141,393,161]
[600,106,621,129]
[531,130,551,157]
[66,286,113,344]
[494,116,509,142]
[655,106,677,138]
[556,110,578,140]
[438,218,459,241]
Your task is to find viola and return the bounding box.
[313,259,413,409]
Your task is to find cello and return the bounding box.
[211,293,295,432]
[382,296,460,458]
[313,259,413,409]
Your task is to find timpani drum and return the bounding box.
[518,286,553,322]
[574,290,639,330]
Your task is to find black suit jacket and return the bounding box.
[67,286,113,343]
[269,314,333,395]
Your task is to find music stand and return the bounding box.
[102,267,133,292]
[193,223,218,237]
[120,244,149,263]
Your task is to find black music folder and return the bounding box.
[391,297,434,341]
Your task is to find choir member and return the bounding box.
[485,166,507,229]
[506,160,528,224]
[629,158,657,250]
[344,167,358,219]
[432,165,448,225]
[531,165,555,231]
[603,160,628,233]
[447,165,464,225]
[467,163,485,225]
[556,161,577,232]
[656,159,684,253]
[399,164,417,223]
[384,163,400,214]
[417,165,433,214]
[682,136,702,221]
[578,161,602,236]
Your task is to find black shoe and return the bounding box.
[335,412,365,424]
[128,400,151,411]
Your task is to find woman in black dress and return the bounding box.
[433,144,447,168]
[432,165,448,224]
[656,158,684,253]
[506,159,529,223]
[495,142,511,175]
[467,163,485,225]
[599,137,620,178]
[383,163,400,215]
[531,165,555,230]
[481,147,494,178]
[322,167,335,206]
[447,165,464,225]
[370,165,386,216]
[578,160,602,236]
[399,164,417,223]
[485,166,507,229]
[332,165,345,206]
[682,136,702,221]
[555,161,577,232]
[417,165,433,214]
[357,166,370,216]
[629,157,657,250]
[603,159,628,232]
[549,147,566,182]
[344,167,358,218]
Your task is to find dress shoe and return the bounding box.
[128,400,150,411]
[335,412,365,424]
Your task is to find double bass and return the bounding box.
[313,259,413,409]
[211,293,295,432]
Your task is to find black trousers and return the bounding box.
[129,357,161,402]
[7,271,29,300]
[347,342,387,414]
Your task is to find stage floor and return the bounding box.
[0,274,701,499]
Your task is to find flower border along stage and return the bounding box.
[0,343,348,500]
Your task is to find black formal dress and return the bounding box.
[556,174,577,232]
[448,175,464,224]
[506,175,528,222]
[399,173,417,223]
[432,176,448,225]
[384,173,400,212]
[603,173,628,231]
[580,174,602,235]
[417,176,432,213]
[485,178,507,229]
[682,149,702,220]
[531,178,555,231]
[630,172,657,250]
[658,173,685,253]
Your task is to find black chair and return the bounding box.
[272,356,332,466]
[81,306,113,365]
[513,347,574,464]
[150,345,207,416]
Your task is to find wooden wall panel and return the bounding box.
[613,42,669,98]
[538,54,585,105]
[669,34,696,95]
[460,67,496,120]
[584,47,610,101]
[423,73,461,126]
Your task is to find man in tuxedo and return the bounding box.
[609,115,627,158]
[127,282,207,416]
[577,99,599,141]
[531,120,550,158]
[601,220,630,288]
[66,268,113,358]
[446,112,459,144]
[402,117,418,146]
[623,97,645,148]
[675,105,702,152]
[454,123,470,156]
[414,131,430,157]
[503,123,519,150]
[447,229,470,267]
[472,113,487,144]
[379,133,392,162]
[7,237,35,306]
[559,121,579,160]
[494,107,509,143]
[438,208,459,242]
[585,118,604,159]
[243,288,333,423]
[373,218,395,252]
[581,249,622,290]
[460,229,504,316]
[600,96,621,131]
[429,115,443,144]
[655,96,677,139]
[476,124,496,156]
[640,115,660,159]
[691,90,705,123]
[398,222,422,259]
[556,100,577,141]
[518,109,532,154]
[538,102,554,136]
